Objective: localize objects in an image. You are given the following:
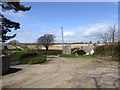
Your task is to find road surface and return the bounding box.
[1,56,119,88]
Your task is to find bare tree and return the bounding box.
[89,41,92,44]
[37,34,55,51]
[100,32,110,44]
[108,24,118,43]
[97,41,100,44]
[100,24,118,44]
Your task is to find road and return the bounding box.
[1,56,119,88]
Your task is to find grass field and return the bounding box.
[6,43,104,50]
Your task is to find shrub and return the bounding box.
[10,51,46,64]
[95,42,119,60]
[10,51,25,61]
[20,55,46,64]
[20,53,37,59]
[38,50,62,55]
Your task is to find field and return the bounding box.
[6,43,104,50]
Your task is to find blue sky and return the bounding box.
[3,2,118,43]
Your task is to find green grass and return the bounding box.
[79,54,97,58]
[10,51,25,61]
[95,43,118,56]
[94,42,119,61]
[20,55,46,64]
[10,51,46,64]
[60,54,97,58]
[60,54,78,58]
[9,49,62,64]
[115,58,120,62]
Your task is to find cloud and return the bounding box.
[82,22,109,37]
[3,10,26,20]
[64,32,73,36]
[8,21,112,43]
[61,22,111,43]
[9,30,38,43]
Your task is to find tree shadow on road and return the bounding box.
[2,68,22,76]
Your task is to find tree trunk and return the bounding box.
[112,31,115,43]
[45,46,49,51]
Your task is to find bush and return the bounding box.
[10,51,25,61]
[10,51,46,64]
[38,50,62,55]
[20,53,37,59]
[20,55,46,64]
[95,42,119,60]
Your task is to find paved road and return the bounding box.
[1,56,119,88]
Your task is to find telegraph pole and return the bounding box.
[61,27,64,54]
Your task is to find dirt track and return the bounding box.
[1,56,119,88]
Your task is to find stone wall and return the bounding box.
[62,45,71,55]
[1,55,10,75]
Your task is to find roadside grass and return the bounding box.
[79,54,98,58]
[59,54,119,62]
[60,54,97,58]
[10,50,61,64]
[10,51,46,64]
[95,42,119,62]
[9,47,119,64]
[10,51,25,61]
[79,54,119,61]
[20,55,46,64]
[59,54,78,58]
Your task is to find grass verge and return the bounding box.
[20,55,46,64]
[10,51,46,64]
[59,54,79,58]
[60,54,97,58]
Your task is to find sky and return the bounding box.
[3,2,118,43]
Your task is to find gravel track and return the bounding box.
[1,56,119,88]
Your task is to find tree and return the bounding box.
[1,2,31,42]
[37,34,55,51]
[108,24,118,43]
[89,41,92,44]
[8,40,19,45]
[97,41,100,44]
[100,32,110,44]
[100,24,118,44]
